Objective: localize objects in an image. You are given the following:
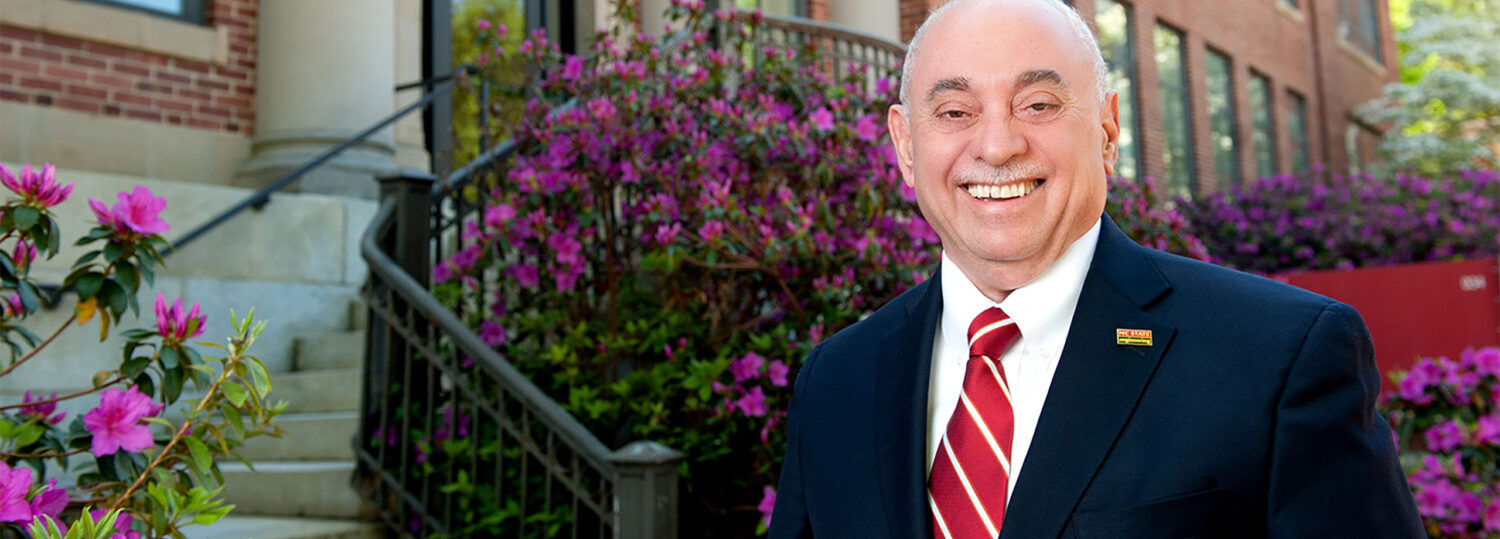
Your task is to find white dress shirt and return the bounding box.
[926,218,1101,501]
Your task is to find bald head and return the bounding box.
[899,0,1108,109]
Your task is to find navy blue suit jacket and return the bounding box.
[769,217,1423,538]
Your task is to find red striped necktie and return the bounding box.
[929,307,1021,539]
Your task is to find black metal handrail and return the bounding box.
[160,66,477,258]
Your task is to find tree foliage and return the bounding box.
[1358,0,1500,175]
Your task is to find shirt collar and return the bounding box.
[939,218,1102,359]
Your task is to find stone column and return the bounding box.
[234,0,398,199]
[393,0,429,173]
[829,0,901,42]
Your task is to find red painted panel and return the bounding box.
[1274,258,1500,388]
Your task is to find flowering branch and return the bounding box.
[0,316,76,378]
[0,375,125,412]
[0,447,87,460]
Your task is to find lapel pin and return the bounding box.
[1116,328,1153,346]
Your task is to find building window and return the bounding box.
[736,0,805,17]
[1249,72,1277,180]
[1096,0,1140,181]
[1339,0,1383,62]
[1155,24,1193,197]
[1206,48,1239,190]
[79,0,206,24]
[1287,90,1311,173]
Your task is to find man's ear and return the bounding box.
[1100,90,1121,177]
[888,104,916,188]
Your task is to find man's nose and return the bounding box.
[973,114,1028,166]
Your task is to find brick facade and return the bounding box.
[0,0,259,135]
[891,0,1396,186]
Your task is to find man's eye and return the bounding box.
[1027,103,1056,112]
[939,110,968,119]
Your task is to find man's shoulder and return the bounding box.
[816,276,933,357]
[1138,246,1344,317]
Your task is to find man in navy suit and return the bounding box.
[768,0,1424,537]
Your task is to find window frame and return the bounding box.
[1338,0,1384,63]
[1095,0,1142,182]
[1205,46,1240,190]
[1154,22,1195,197]
[1248,71,1279,180]
[76,0,207,25]
[1286,89,1311,174]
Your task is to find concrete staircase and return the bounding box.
[186,302,381,539]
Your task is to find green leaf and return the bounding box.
[121,356,150,378]
[183,436,212,476]
[163,365,184,403]
[16,280,39,314]
[114,262,138,293]
[102,241,124,264]
[246,358,271,397]
[13,423,43,447]
[74,273,104,300]
[12,206,38,231]
[219,403,245,437]
[222,381,247,407]
[134,373,155,403]
[100,279,126,319]
[193,504,234,526]
[161,347,180,369]
[45,216,59,259]
[138,260,155,287]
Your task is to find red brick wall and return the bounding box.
[0,0,258,135]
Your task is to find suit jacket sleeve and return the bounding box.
[1264,302,1424,537]
[769,345,821,538]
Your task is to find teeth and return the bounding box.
[967,180,1040,200]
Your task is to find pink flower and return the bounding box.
[0,294,20,318]
[698,220,724,242]
[153,293,206,343]
[587,98,617,122]
[20,390,64,425]
[10,240,36,269]
[1474,414,1500,446]
[29,478,68,522]
[768,360,790,387]
[83,386,161,457]
[731,352,764,382]
[89,509,141,539]
[561,55,585,81]
[809,107,834,132]
[509,264,539,288]
[0,462,34,523]
[88,187,169,237]
[479,320,507,347]
[1485,498,1500,532]
[856,114,880,141]
[757,486,776,528]
[477,19,492,30]
[0,162,72,207]
[733,386,768,417]
[1473,346,1500,378]
[1424,420,1466,453]
[484,203,516,230]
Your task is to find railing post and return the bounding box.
[377,169,436,284]
[609,441,685,539]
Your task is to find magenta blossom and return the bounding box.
[19,391,64,425]
[809,107,834,132]
[83,386,162,457]
[88,186,169,237]
[855,114,880,142]
[1474,414,1500,446]
[89,509,141,539]
[0,294,20,319]
[733,386,768,417]
[10,240,36,270]
[730,352,765,383]
[0,462,33,523]
[768,360,790,387]
[29,478,68,523]
[479,320,507,347]
[0,162,72,208]
[1424,420,1467,453]
[757,486,776,528]
[153,292,205,343]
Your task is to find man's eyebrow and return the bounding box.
[1016,69,1068,92]
[923,76,971,103]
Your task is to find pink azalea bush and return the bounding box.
[0,165,279,538]
[1382,346,1500,537]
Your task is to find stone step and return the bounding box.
[277,369,362,413]
[348,302,368,332]
[218,461,364,518]
[181,516,381,539]
[293,333,365,372]
[237,412,357,461]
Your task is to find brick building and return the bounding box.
[738,0,1398,196]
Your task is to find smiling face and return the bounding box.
[889,0,1120,301]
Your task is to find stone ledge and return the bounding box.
[0,0,229,65]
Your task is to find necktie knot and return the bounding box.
[968,307,1020,360]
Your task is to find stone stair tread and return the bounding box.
[217,461,362,518]
[293,333,365,372]
[181,515,381,539]
[235,412,358,461]
[220,460,355,473]
[276,369,363,413]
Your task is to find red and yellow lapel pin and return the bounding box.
[1116,328,1153,347]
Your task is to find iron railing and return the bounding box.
[355,8,904,538]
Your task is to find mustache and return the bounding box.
[955,161,1048,185]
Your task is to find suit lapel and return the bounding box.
[873,269,943,539]
[999,217,1177,539]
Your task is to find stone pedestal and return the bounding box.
[234,0,399,199]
